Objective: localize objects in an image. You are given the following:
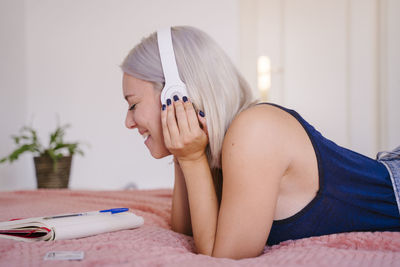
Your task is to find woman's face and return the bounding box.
[122,73,171,158]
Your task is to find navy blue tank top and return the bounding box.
[258,103,400,246]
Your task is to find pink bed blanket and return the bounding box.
[0,189,399,266]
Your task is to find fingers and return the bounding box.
[165,98,180,143]
[182,98,201,132]
[173,96,190,134]
[197,111,208,136]
[161,102,171,145]
[161,95,207,146]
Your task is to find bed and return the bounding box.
[0,189,399,266]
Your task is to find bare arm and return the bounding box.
[162,99,289,259]
[171,157,192,235]
[212,106,292,258]
[179,155,218,255]
[161,98,217,255]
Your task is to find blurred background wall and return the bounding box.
[0,0,399,191]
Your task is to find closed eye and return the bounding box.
[129,104,136,111]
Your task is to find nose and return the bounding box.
[125,111,137,129]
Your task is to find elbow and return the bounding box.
[171,224,193,236]
[210,247,264,260]
[194,236,215,257]
[215,252,262,260]
[195,242,262,259]
[197,249,246,259]
[209,252,262,260]
[196,247,213,257]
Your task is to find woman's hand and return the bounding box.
[161,96,208,163]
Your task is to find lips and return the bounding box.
[141,132,150,140]
[138,130,150,142]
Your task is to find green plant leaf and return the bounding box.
[12,135,20,145]
[1,121,85,165]
[7,144,38,162]
[49,124,71,148]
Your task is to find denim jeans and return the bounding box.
[377,145,400,216]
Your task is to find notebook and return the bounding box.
[0,208,144,242]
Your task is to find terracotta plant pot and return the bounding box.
[34,156,72,188]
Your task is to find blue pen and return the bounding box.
[43,208,129,219]
[99,208,129,214]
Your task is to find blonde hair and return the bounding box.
[121,26,257,171]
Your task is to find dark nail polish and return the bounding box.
[199,110,205,117]
[173,95,179,101]
[182,96,188,102]
[167,99,171,106]
[162,104,166,111]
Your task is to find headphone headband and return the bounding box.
[157,27,188,104]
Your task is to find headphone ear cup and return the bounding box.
[160,85,188,104]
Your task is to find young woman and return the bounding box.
[121,26,400,259]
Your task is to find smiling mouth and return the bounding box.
[142,132,150,142]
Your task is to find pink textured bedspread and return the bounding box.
[0,189,399,267]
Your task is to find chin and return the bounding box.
[149,148,171,159]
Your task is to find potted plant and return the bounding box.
[0,123,84,189]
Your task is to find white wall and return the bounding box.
[283,0,349,147]
[0,0,30,190]
[1,0,398,191]
[240,0,400,159]
[384,0,400,150]
[0,0,240,190]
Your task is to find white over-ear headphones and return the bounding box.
[157,27,188,105]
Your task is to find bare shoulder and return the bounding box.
[221,104,298,183]
[223,104,296,159]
